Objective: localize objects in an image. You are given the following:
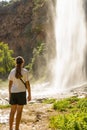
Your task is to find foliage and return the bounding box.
[43,98,56,104]
[0,0,20,7]
[50,112,87,130]
[76,98,87,112]
[33,0,45,12]
[49,97,87,130]
[26,42,47,78]
[10,0,20,2]
[0,104,10,109]
[53,99,70,112]
[53,96,80,111]
[0,42,14,76]
[33,0,43,11]
[0,1,8,6]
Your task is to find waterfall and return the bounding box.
[52,0,87,92]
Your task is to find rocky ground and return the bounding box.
[0,100,57,130]
[0,84,87,130]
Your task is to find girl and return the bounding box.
[8,56,31,130]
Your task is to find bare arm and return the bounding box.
[8,80,13,99]
[26,81,31,101]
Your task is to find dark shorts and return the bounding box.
[9,91,27,105]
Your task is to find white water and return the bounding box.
[52,0,86,92]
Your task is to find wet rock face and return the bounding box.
[0,0,34,63]
[0,0,55,64]
[0,0,56,65]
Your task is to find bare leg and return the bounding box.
[15,105,23,130]
[9,105,17,130]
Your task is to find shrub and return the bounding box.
[43,98,56,104]
[53,99,70,111]
[50,112,87,130]
[50,97,87,130]
[0,42,14,76]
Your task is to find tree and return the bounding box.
[26,42,47,79]
[0,42,14,76]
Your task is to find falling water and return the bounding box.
[52,0,87,92]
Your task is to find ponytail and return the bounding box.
[15,56,24,79]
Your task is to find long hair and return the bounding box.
[15,56,24,79]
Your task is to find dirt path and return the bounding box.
[0,101,56,130]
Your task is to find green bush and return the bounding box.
[0,104,10,109]
[50,111,87,130]
[0,42,14,76]
[53,96,80,112]
[43,98,56,104]
[53,99,70,111]
[77,98,87,108]
[50,97,87,130]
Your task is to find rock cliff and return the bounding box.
[0,0,56,64]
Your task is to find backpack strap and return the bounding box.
[19,78,27,89]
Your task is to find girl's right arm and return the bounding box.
[26,81,31,101]
[8,80,13,100]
